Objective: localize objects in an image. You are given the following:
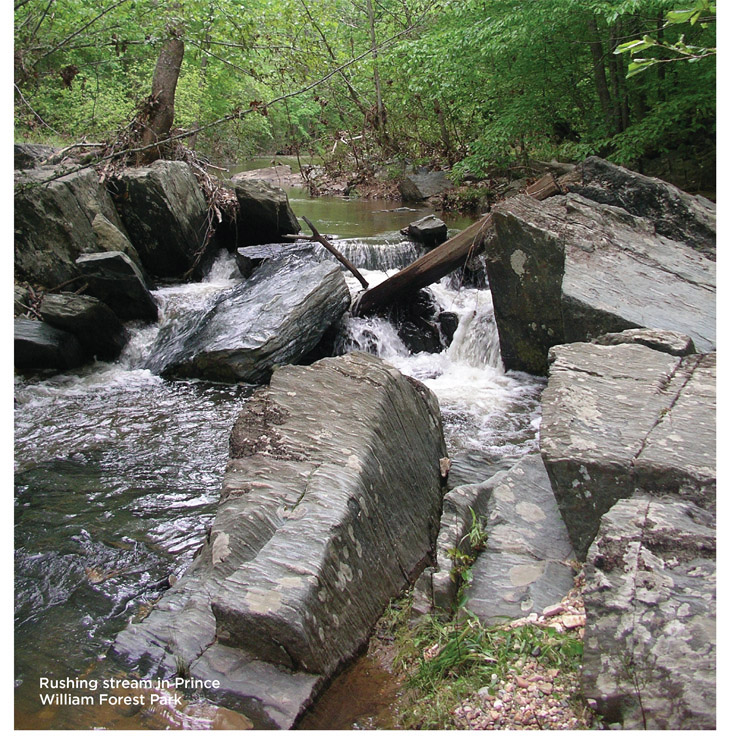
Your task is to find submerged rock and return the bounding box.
[146,256,350,383]
[38,292,128,361]
[583,496,715,729]
[14,317,85,371]
[112,352,447,727]
[540,335,715,558]
[483,162,715,375]
[111,160,212,280]
[403,214,448,248]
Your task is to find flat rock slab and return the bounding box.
[146,256,350,383]
[463,454,576,623]
[541,336,715,557]
[235,241,316,278]
[565,155,715,257]
[398,170,452,201]
[583,496,715,729]
[112,352,447,727]
[483,166,715,375]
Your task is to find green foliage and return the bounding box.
[14,0,715,178]
[615,1,716,77]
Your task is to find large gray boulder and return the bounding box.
[14,167,130,288]
[227,178,301,247]
[540,332,715,558]
[14,318,85,371]
[111,160,212,279]
[38,292,128,361]
[398,169,452,201]
[91,213,147,278]
[146,256,349,383]
[583,496,715,729]
[565,156,716,257]
[112,352,447,727]
[76,251,158,323]
[483,170,715,375]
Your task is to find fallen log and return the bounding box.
[353,214,490,316]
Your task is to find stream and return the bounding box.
[14,187,545,729]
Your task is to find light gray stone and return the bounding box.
[483,167,715,374]
[112,352,446,727]
[583,496,715,729]
[593,327,696,356]
[91,213,147,278]
[398,170,452,201]
[541,339,715,557]
[565,156,716,257]
[147,256,349,383]
[235,241,316,278]
[462,454,576,623]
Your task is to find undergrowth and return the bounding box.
[380,594,587,730]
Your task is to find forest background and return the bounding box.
[11,0,718,194]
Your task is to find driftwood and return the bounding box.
[524,172,562,200]
[353,169,565,316]
[353,215,490,316]
[301,216,369,289]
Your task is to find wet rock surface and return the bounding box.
[583,496,715,729]
[76,251,159,323]
[38,292,128,361]
[540,336,715,558]
[14,317,85,371]
[112,352,447,727]
[234,241,316,278]
[146,256,350,383]
[111,160,212,279]
[482,160,715,375]
[403,214,448,248]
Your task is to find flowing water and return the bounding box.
[14,190,544,729]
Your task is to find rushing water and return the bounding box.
[14,189,544,729]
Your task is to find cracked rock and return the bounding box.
[540,337,715,558]
[583,496,715,729]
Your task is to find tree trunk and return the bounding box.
[587,16,614,136]
[366,0,387,141]
[433,99,452,164]
[139,35,185,164]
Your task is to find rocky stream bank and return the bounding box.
[14,146,715,729]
